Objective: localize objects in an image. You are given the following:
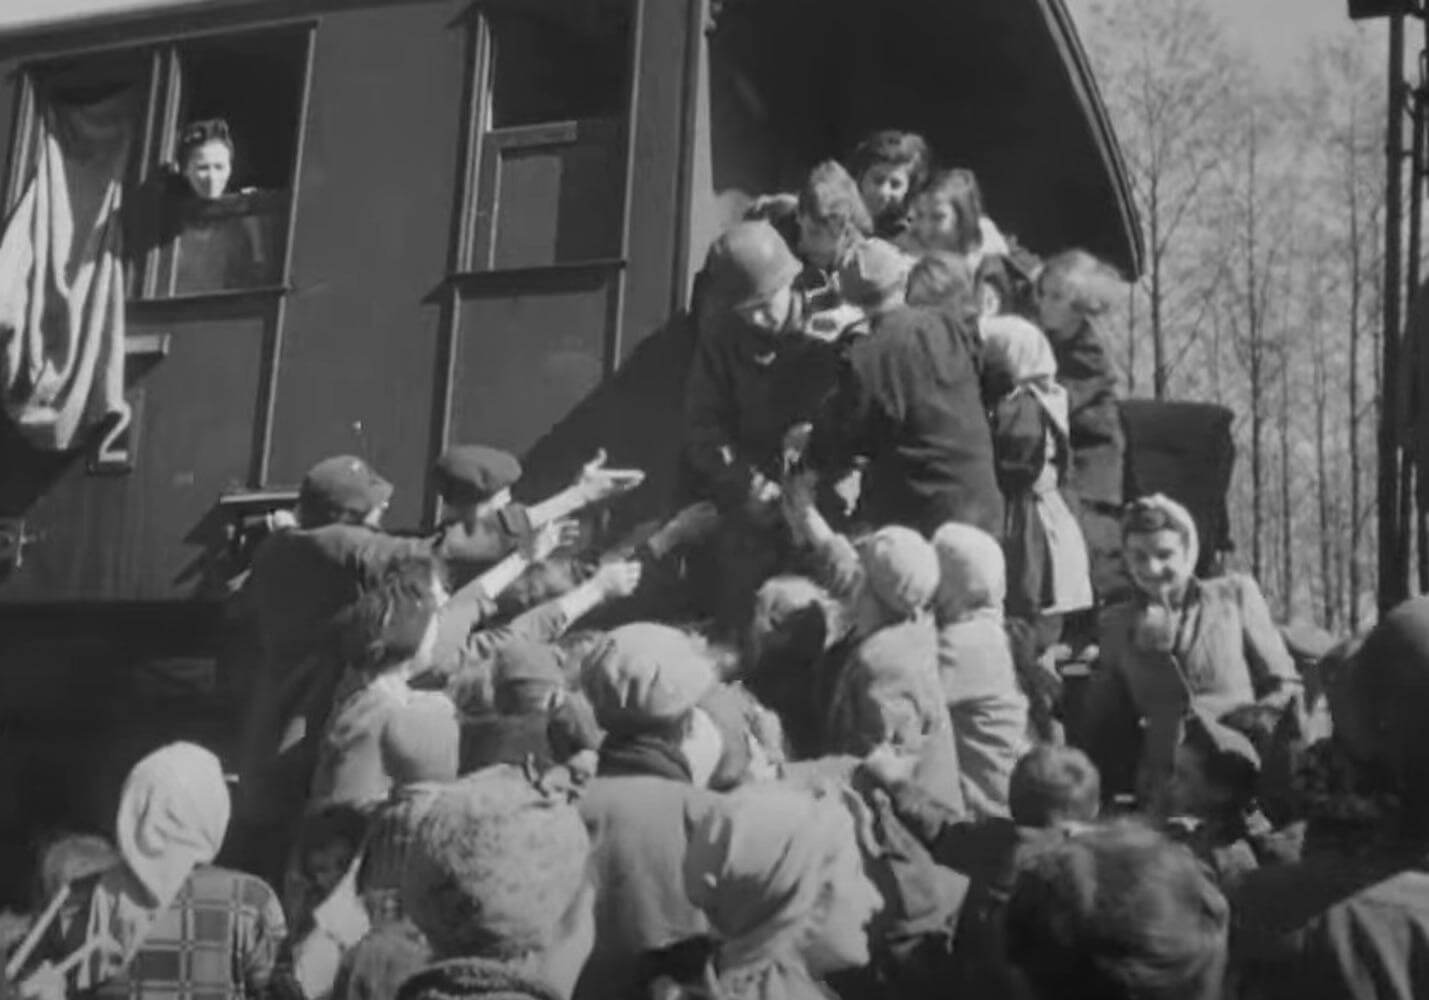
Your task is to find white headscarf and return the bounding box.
[980,314,1070,437]
[78,742,230,984]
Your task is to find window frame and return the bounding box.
[453,1,639,275]
[4,22,316,303]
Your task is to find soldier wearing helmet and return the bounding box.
[683,220,842,514]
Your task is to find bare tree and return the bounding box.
[1084,0,1238,398]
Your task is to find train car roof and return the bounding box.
[0,0,1145,276]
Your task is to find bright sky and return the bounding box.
[1064,0,1386,77]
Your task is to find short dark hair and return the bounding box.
[341,569,441,675]
[1006,821,1229,1000]
[848,130,931,191]
[1009,745,1101,827]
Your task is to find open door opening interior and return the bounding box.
[690,0,1139,280]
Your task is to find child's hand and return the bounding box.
[593,560,643,600]
[527,519,580,562]
[860,742,919,788]
[575,449,645,504]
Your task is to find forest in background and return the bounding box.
[1074,0,1390,631]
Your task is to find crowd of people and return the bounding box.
[2,129,1426,1000]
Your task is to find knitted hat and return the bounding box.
[705,221,802,310]
[433,445,522,506]
[931,522,1007,620]
[857,526,940,619]
[402,765,590,960]
[838,238,911,307]
[382,694,460,786]
[581,624,717,735]
[300,455,392,520]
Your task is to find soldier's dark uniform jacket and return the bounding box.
[809,305,1003,538]
[682,308,841,512]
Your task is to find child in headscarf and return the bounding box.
[19,743,285,1000]
[782,472,962,811]
[981,314,1094,633]
[669,785,884,1000]
[930,523,1031,818]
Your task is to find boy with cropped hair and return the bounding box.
[862,743,1102,997]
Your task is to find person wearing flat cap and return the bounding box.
[1233,595,1429,1000]
[432,443,646,590]
[1161,708,1268,890]
[573,624,722,1000]
[807,249,1003,538]
[236,454,438,883]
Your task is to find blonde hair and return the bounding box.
[1039,249,1124,319]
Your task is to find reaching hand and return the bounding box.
[860,742,919,789]
[575,449,645,504]
[594,560,643,599]
[527,518,580,562]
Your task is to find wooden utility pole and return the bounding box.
[1381,12,1407,611]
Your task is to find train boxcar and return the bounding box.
[0,0,1142,899]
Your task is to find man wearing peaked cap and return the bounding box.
[431,444,531,589]
[574,623,721,1000]
[434,443,647,590]
[237,453,438,883]
[581,623,717,737]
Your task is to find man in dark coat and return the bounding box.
[431,445,535,589]
[683,220,840,631]
[235,455,433,883]
[809,248,1002,538]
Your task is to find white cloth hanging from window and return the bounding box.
[0,86,135,456]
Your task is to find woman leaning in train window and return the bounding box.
[168,118,274,292]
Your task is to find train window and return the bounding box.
[149,29,309,298]
[470,3,633,270]
[487,4,631,129]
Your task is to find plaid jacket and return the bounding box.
[58,866,286,1000]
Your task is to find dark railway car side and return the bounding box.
[0,0,1142,902]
